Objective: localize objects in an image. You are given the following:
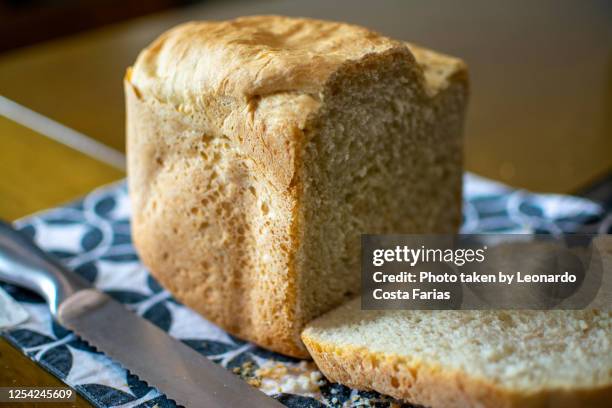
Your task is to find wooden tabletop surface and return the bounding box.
[0,1,610,407]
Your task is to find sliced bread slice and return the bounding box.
[302,299,611,407]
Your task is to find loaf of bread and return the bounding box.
[125,16,468,357]
[302,299,612,407]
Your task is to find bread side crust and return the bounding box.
[301,332,612,408]
[126,79,309,357]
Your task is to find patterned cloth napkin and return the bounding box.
[1,174,610,408]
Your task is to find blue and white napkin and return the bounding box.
[1,174,609,408]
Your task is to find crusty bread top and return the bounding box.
[127,15,468,193]
[129,15,467,107]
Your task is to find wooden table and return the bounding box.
[0,1,610,407]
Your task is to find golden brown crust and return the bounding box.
[407,43,469,96]
[126,16,468,358]
[131,16,467,104]
[131,15,398,101]
[302,333,612,408]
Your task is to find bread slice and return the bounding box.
[302,299,612,407]
[125,16,468,357]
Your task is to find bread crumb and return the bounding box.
[232,360,260,387]
[255,360,324,398]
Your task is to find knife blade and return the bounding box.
[0,221,284,408]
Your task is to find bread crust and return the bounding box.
[301,333,612,408]
[126,80,306,356]
[130,15,399,101]
[126,16,468,358]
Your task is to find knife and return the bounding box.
[0,220,284,408]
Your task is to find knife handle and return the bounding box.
[0,220,89,315]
